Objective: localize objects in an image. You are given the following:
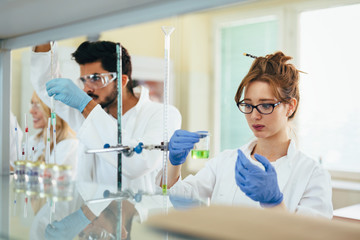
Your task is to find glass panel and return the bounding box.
[220,17,279,150]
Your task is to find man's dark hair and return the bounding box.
[72,41,134,95]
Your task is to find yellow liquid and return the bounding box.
[191,150,209,159]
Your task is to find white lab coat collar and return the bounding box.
[125,86,150,116]
[241,138,297,164]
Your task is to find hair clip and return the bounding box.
[243,53,257,59]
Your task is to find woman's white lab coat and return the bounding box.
[162,140,333,218]
[10,112,23,165]
[10,130,78,173]
[30,43,182,192]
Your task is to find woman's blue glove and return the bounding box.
[235,149,283,207]
[46,78,92,113]
[169,195,203,210]
[45,208,91,240]
[168,130,202,165]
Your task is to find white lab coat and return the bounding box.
[30,43,182,192]
[29,134,78,171]
[161,140,333,218]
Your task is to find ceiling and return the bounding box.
[0,0,248,49]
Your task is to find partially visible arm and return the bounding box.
[77,104,182,180]
[82,100,98,118]
[31,42,85,131]
[296,167,333,218]
[165,161,182,188]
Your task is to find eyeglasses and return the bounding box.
[78,72,117,90]
[30,102,41,110]
[237,101,281,115]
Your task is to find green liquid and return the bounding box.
[191,150,209,159]
[162,185,167,194]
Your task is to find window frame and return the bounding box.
[212,0,360,179]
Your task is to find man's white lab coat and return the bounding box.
[161,140,333,218]
[30,43,182,192]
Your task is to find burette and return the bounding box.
[50,41,56,164]
[161,26,175,195]
[116,42,123,240]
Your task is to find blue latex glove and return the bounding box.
[45,208,91,240]
[46,78,92,112]
[168,130,202,165]
[235,149,283,207]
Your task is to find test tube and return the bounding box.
[161,26,175,195]
[14,117,20,161]
[24,114,29,161]
[45,118,51,164]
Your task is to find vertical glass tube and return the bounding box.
[161,26,175,195]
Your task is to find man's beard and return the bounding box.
[100,88,118,109]
[87,87,118,109]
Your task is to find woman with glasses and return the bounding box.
[161,51,333,218]
[25,92,78,167]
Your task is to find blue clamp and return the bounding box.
[104,143,110,149]
[134,142,144,154]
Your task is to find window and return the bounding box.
[298,4,360,172]
[218,16,279,151]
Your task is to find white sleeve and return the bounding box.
[160,155,219,201]
[122,106,181,179]
[77,104,182,180]
[30,42,85,132]
[296,167,333,219]
[76,105,118,167]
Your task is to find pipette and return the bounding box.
[13,196,17,216]
[50,41,57,164]
[14,116,20,161]
[161,26,175,195]
[24,114,29,161]
[51,99,56,164]
[45,118,51,164]
[21,144,25,161]
[31,147,35,162]
[24,197,28,218]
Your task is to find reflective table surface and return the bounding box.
[0,175,207,240]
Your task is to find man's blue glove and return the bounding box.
[235,149,283,207]
[168,130,202,165]
[46,78,92,113]
[45,208,91,240]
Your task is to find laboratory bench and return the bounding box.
[1,174,360,240]
[0,174,208,240]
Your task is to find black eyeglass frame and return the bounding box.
[236,101,282,115]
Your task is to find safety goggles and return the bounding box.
[78,72,117,90]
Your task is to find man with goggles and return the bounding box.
[30,41,182,193]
